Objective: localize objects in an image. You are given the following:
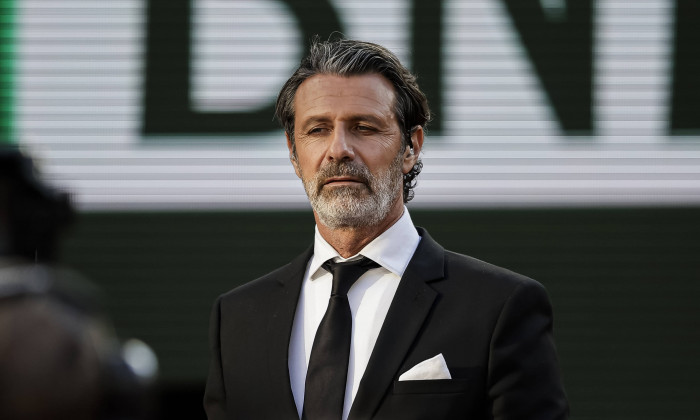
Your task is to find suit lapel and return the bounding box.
[349,228,445,420]
[264,246,313,418]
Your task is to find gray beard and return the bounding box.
[300,153,404,229]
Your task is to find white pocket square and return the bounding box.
[398,353,452,381]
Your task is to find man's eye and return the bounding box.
[356,125,375,132]
[308,127,327,135]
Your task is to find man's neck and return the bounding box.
[316,207,404,259]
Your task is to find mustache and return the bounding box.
[314,161,372,191]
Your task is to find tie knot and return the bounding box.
[322,256,380,297]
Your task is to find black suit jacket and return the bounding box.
[204,228,568,419]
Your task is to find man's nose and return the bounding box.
[327,128,355,161]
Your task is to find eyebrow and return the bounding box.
[298,116,331,130]
[298,114,389,130]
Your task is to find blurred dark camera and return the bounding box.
[0,147,74,263]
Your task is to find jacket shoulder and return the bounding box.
[218,245,312,305]
[415,226,546,296]
[442,249,547,297]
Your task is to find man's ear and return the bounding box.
[286,132,302,178]
[402,126,424,174]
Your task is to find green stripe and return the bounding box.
[0,0,14,144]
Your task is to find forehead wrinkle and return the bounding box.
[294,73,398,128]
[303,91,392,111]
[298,97,396,123]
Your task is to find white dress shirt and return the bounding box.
[288,208,421,420]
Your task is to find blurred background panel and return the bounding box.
[3,0,699,419]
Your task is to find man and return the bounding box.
[204,39,568,419]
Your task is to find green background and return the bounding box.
[0,0,14,143]
[61,207,700,419]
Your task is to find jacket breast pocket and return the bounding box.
[392,378,471,395]
[378,379,482,419]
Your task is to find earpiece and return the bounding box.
[407,126,420,157]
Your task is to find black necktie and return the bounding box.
[303,256,380,420]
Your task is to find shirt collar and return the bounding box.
[309,207,421,279]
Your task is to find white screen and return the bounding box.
[16,0,700,210]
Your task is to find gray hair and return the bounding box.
[274,38,431,202]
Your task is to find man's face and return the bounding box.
[287,73,419,229]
